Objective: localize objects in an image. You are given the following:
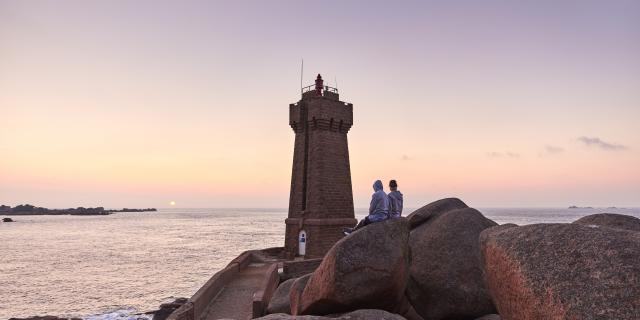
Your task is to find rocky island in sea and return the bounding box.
[0,204,157,216]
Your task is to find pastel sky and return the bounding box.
[1,0,639,208]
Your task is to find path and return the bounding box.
[201,262,275,320]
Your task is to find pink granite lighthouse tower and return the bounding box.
[284,74,357,258]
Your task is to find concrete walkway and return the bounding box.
[200,262,275,320]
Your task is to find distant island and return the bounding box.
[568,206,594,209]
[0,204,157,216]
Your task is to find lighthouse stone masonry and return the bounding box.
[284,74,357,259]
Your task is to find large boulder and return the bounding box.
[480,223,640,319]
[256,309,406,319]
[407,207,498,320]
[268,278,297,314]
[406,198,468,229]
[573,213,640,232]
[290,274,313,315]
[296,218,410,315]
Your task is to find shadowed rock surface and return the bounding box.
[8,317,81,320]
[407,207,497,320]
[150,297,188,320]
[256,309,407,319]
[406,198,468,229]
[289,274,313,315]
[296,218,410,315]
[474,315,501,320]
[480,223,640,319]
[573,213,640,232]
[268,278,297,314]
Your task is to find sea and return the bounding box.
[1,207,639,320]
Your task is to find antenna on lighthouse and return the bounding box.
[300,59,304,98]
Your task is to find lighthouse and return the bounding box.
[284,74,357,258]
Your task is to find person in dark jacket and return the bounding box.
[387,179,403,218]
[344,180,389,234]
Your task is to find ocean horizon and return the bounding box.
[2,207,639,319]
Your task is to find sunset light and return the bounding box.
[1,2,639,319]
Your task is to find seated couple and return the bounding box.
[344,179,403,235]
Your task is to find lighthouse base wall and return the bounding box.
[284,217,357,259]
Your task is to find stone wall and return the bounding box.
[282,258,323,280]
[167,251,254,320]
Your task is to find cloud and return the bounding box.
[401,154,410,161]
[578,136,627,151]
[487,151,520,158]
[544,145,564,154]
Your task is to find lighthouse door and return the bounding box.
[298,230,307,256]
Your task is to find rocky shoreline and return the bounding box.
[254,198,640,320]
[7,297,188,320]
[0,204,157,216]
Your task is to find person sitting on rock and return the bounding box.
[344,180,389,235]
[387,179,403,218]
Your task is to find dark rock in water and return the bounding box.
[480,223,640,319]
[407,207,497,320]
[8,317,81,320]
[296,218,410,315]
[3,217,14,222]
[267,277,296,314]
[256,309,407,319]
[149,297,188,320]
[406,198,468,229]
[573,213,640,232]
[289,273,313,315]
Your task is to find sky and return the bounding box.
[1,0,639,208]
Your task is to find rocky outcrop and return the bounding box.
[1,204,156,216]
[406,198,468,229]
[289,274,313,315]
[267,278,297,314]
[295,218,410,315]
[151,297,188,320]
[407,206,497,320]
[8,317,81,320]
[480,223,640,319]
[573,213,640,232]
[256,309,407,319]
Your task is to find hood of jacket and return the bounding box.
[373,180,384,192]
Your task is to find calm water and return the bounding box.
[1,207,639,319]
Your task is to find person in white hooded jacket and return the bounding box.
[343,180,389,235]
